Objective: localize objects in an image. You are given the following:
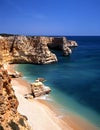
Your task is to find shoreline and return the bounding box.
[6,64,99,130]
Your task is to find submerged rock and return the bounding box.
[37,77,46,82]
[30,79,51,97]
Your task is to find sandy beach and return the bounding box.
[11,78,72,130]
[6,64,99,130]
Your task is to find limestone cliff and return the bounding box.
[0,65,31,130]
[0,36,57,64]
[0,35,78,64]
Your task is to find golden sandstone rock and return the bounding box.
[31,79,51,97]
[0,35,78,129]
[0,65,31,130]
[0,35,77,64]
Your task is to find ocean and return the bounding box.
[16,36,100,129]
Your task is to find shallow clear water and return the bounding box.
[17,36,100,128]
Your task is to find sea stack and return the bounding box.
[30,79,51,97]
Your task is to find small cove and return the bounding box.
[16,36,100,129]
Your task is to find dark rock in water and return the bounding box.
[37,77,46,82]
[0,35,78,64]
[30,79,51,97]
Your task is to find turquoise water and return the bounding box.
[16,36,100,128]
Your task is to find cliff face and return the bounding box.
[0,36,57,64]
[0,65,31,130]
[0,35,78,64]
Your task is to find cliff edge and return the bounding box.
[0,35,77,64]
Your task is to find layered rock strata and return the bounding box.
[30,79,51,97]
[0,36,57,64]
[0,35,78,64]
[0,65,31,130]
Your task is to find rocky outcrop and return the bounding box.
[0,65,31,130]
[47,37,78,56]
[63,37,78,47]
[30,79,51,97]
[8,71,22,78]
[0,36,57,64]
[0,35,78,64]
[0,36,13,64]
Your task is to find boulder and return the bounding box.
[30,79,51,97]
[24,94,34,100]
[8,71,22,78]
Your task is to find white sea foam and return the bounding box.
[23,76,27,79]
[35,95,53,101]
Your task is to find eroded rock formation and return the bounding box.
[47,37,78,56]
[0,36,57,64]
[0,35,78,64]
[0,65,31,130]
[30,79,51,97]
